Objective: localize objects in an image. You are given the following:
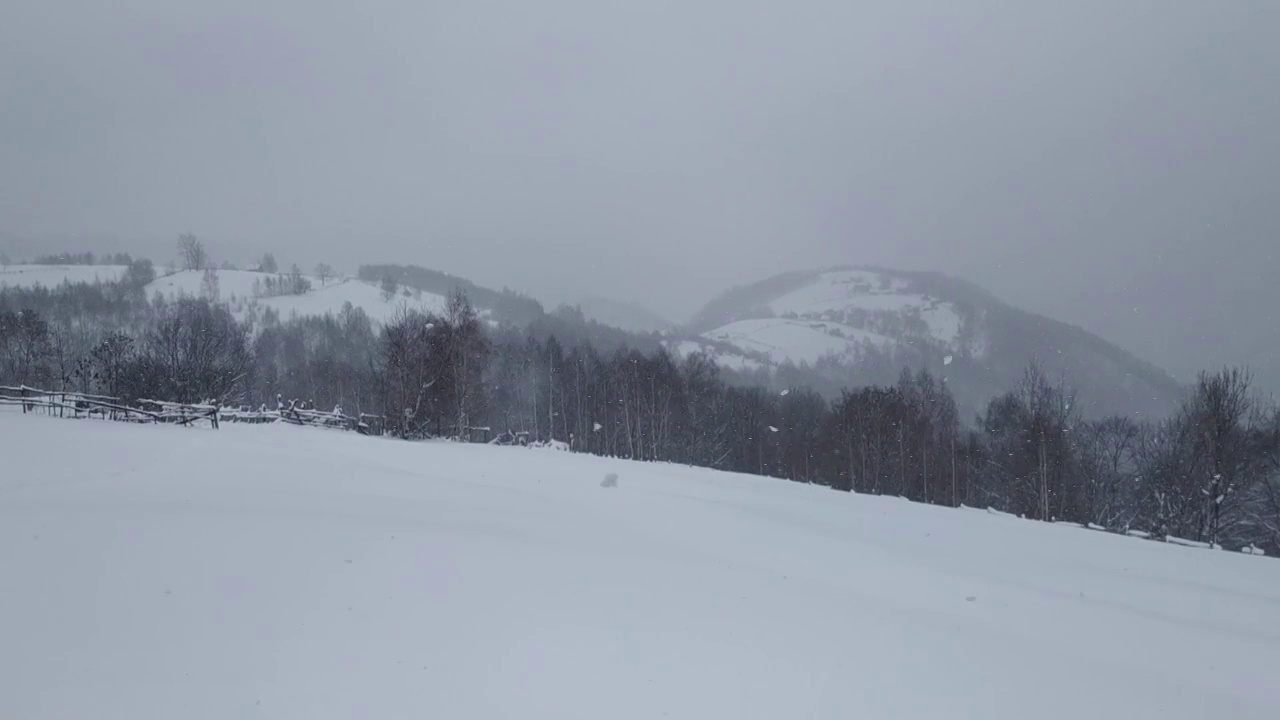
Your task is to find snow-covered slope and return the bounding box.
[2,413,1277,719]
[680,268,974,370]
[0,265,456,326]
[146,269,452,325]
[702,317,893,366]
[0,263,128,288]
[768,269,964,346]
[680,267,1183,418]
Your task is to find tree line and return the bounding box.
[2,271,1278,555]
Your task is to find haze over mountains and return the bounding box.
[678,267,1185,419]
[1,254,1190,419]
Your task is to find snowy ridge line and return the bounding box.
[956,504,1266,556]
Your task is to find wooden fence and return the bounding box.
[0,385,381,434]
[1,385,163,423]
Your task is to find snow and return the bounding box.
[2,412,1279,719]
[0,264,128,288]
[148,268,266,299]
[765,270,962,347]
[702,318,892,366]
[256,278,448,325]
[696,269,970,373]
[668,339,766,372]
[1165,536,1227,551]
[0,265,455,326]
[145,270,451,325]
[767,270,908,315]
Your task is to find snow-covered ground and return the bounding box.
[690,269,969,372]
[703,317,893,366]
[146,270,452,325]
[0,263,128,288]
[2,412,1277,719]
[767,269,910,315]
[0,265,453,325]
[668,339,766,372]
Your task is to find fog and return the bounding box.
[2,1,1276,387]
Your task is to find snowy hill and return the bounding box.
[146,269,454,325]
[2,413,1277,719]
[679,267,1184,418]
[0,265,462,326]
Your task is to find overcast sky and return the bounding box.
[2,1,1277,386]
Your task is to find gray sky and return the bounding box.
[2,1,1277,388]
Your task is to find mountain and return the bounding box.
[676,267,1185,419]
[6,260,1187,419]
[357,263,545,326]
[574,296,671,334]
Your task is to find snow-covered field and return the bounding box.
[0,263,127,288]
[2,412,1278,719]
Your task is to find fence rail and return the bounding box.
[2,385,388,435]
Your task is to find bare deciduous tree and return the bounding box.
[177,233,208,271]
[145,299,250,403]
[201,267,220,303]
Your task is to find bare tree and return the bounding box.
[1237,405,1280,553]
[1186,368,1258,546]
[201,267,220,303]
[177,233,207,271]
[288,264,311,295]
[145,299,250,403]
[444,289,490,439]
[258,252,279,273]
[89,332,136,398]
[1078,415,1141,528]
[0,309,54,386]
[379,308,438,437]
[315,263,333,286]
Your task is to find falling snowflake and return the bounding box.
[780,389,790,397]
[593,422,603,432]
[943,355,953,366]
[768,426,779,433]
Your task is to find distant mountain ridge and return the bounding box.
[5,259,1187,419]
[575,296,671,334]
[674,266,1184,419]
